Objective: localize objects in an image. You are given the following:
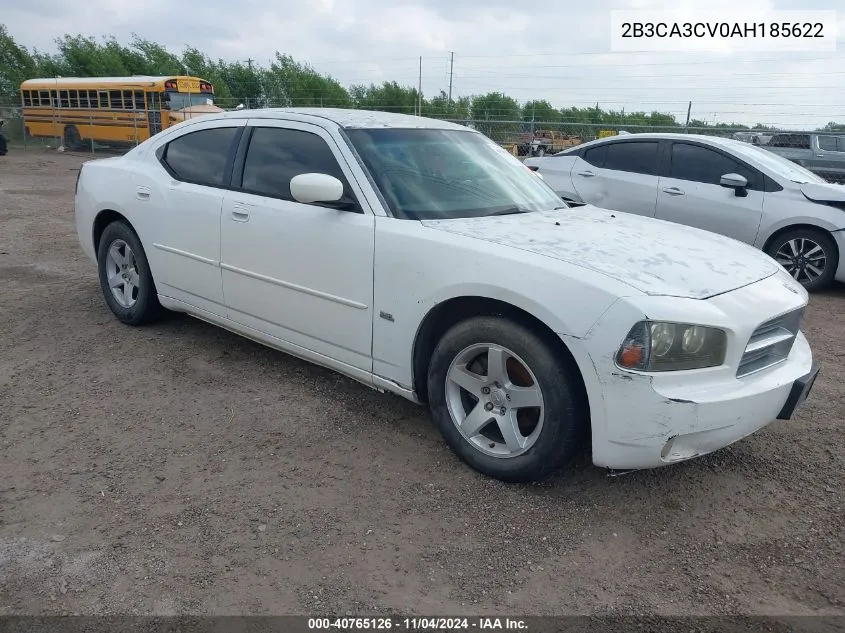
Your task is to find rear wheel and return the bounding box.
[427,316,588,482]
[63,125,84,151]
[765,227,838,291]
[97,221,163,325]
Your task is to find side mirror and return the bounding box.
[290,173,345,205]
[235,104,245,110]
[719,173,748,197]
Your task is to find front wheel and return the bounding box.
[427,316,588,483]
[765,228,838,292]
[97,221,163,325]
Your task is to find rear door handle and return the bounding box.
[136,186,151,200]
[662,187,685,196]
[577,170,595,177]
[231,206,250,222]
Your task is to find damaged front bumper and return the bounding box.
[562,271,815,471]
[593,332,814,469]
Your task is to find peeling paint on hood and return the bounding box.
[420,206,780,299]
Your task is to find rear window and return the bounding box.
[769,134,811,149]
[161,127,239,187]
[602,141,659,176]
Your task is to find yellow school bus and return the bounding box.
[19,76,224,149]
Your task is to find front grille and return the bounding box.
[737,308,804,378]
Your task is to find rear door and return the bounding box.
[815,135,845,178]
[570,140,661,217]
[654,141,764,244]
[139,119,246,317]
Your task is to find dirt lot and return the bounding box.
[0,150,843,617]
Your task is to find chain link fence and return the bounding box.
[3,99,843,184]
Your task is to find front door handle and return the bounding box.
[231,207,250,222]
[577,170,595,177]
[662,187,685,196]
[136,186,151,200]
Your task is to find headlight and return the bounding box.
[616,321,727,372]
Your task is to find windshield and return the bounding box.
[345,128,565,220]
[728,140,827,184]
[164,92,215,110]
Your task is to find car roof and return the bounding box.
[567,132,752,152]
[206,107,470,131]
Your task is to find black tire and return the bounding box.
[63,125,83,151]
[765,227,838,292]
[96,221,163,325]
[427,316,589,483]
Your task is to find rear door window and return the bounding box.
[602,141,660,176]
[161,127,239,187]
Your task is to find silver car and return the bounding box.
[525,133,845,291]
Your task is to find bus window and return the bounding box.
[109,90,122,109]
[134,90,145,110]
[69,90,79,108]
[59,90,69,108]
[22,91,32,106]
[98,91,109,108]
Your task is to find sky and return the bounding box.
[4,0,844,128]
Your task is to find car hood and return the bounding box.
[800,182,845,203]
[420,206,779,299]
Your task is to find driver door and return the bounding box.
[654,141,764,245]
[219,120,376,374]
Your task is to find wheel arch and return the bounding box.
[762,222,840,262]
[411,295,590,415]
[93,209,137,258]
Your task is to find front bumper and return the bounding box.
[592,333,814,469]
[564,271,816,470]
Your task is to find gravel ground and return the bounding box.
[0,150,843,617]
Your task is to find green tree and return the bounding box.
[180,47,232,102]
[421,90,471,120]
[468,92,521,142]
[218,61,262,107]
[351,81,419,113]
[522,99,559,124]
[0,24,37,101]
[130,36,184,76]
[263,53,351,108]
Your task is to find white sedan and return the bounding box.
[75,109,818,482]
[525,133,845,291]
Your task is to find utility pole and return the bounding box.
[448,51,454,108]
[686,101,692,126]
[418,56,423,116]
[245,58,255,70]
